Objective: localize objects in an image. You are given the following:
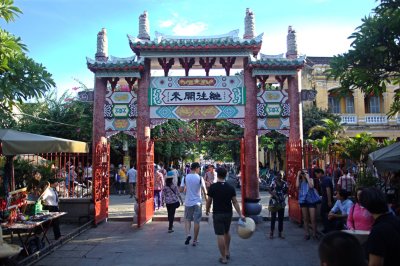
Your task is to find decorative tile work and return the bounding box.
[282,103,290,117]
[104,104,113,118]
[227,119,245,128]
[150,106,244,119]
[218,106,239,118]
[257,103,266,116]
[150,119,169,129]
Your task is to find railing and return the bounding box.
[365,114,388,124]
[339,114,358,124]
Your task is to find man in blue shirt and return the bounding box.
[315,168,333,233]
[328,189,354,230]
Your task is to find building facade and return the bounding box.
[304,57,400,140]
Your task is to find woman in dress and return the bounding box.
[296,170,317,240]
[269,172,288,239]
[346,187,374,231]
[162,176,182,233]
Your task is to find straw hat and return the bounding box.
[237,217,256,239]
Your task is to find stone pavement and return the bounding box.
[108,186,287,221]
[34,220,320,266]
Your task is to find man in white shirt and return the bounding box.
[42,179,61,240]
[127,165,137,199]
[179,162,207,246]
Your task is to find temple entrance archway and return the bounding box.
[88,9,306,225]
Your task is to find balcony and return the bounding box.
[339,114,357,125]
[365,114,388,124]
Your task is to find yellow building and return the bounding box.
[303,56,400,140]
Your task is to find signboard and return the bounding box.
[149,76,245,106]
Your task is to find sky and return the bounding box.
[1,0,377,94]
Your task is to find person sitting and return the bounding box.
[327,189,354,231]
[346,187,374,231]
[359,187,400,266]
[319,231,367,266]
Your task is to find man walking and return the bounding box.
[127,164,137,198]
[206,167,245,264]
[179,162,207,246]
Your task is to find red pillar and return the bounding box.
[137,58,151,140]
[288,73,303,142]
[92,77,107,154]
[243,58,260,215]
[286,72,303,223]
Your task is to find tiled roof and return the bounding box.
[305,56,332,66]
[249,55,306,68]
[128,30,263,55]
[86,56,143,72]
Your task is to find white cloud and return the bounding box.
[159,20,174,28]
[172,21,207,36]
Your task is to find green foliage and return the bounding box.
[302,106,341,140]
[327,0,400,117]
[0,0,55,113]
[342,132,378,166]
[356,170,378,189]
[16,90,93,142]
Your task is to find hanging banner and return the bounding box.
[149,76,245,106]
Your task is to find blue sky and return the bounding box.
[1,0,377,94]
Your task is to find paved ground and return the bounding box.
[34,220,320,266]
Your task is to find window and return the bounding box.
[369,96,380,113]
[328,96,341,113]
[345,96,355,113]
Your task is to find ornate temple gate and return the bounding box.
[93,137,110,225]
[87,9,307,224]
[136,140,154,227]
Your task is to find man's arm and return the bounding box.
[200,178,208,201]
[326,186,333,208]
[369,254,384,266]
[205,196,212,216]
[232,196,245,220]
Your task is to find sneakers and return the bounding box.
[168,228,174,233]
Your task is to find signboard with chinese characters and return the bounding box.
[149,76,245,106]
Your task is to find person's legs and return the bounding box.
[278,208,284,237]
[166,204,174,230]
[301,206,310,238]
[192,204,202,244]
[129,182,134,197]
[270,211,277,237]
[224,232,231,258]
[321,202,330,233]
[170,204,177,231]
[184,206,193,244]
[217,235,227,262]
[308,206,317,237]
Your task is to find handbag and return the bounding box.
[268,197,283,212]
[305,188,321,204]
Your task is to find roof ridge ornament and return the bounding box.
[138,11,150,40]
[154,29,240,42]
[243,8,255,39]
[95,28,108,61]
[286,26,298,59]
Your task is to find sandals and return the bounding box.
[192,240,198,246]
[219,258,228,264]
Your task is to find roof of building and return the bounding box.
[128,30,263,56]
[86,56,143,72]
[249,53,306,69]
[305,56,333,66]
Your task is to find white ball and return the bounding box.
[237,217,256,239]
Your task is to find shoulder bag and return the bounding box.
[305,187,321,204]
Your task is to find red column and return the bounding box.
[243,58,259,201]
[137,58,151,140]
[92,77,107,154]
[288,73,303,142]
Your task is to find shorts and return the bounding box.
[213,213,232,235]
[300,202,317,208]
[184,204,202,224]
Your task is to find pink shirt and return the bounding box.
[346,203,374,231]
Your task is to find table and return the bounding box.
[1,212,66,256]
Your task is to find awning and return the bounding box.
[0,129,89,155]
[368,142,400,172]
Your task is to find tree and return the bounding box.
[327,0,400,116]
[0,0,55,113]
[302,105,341,140]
